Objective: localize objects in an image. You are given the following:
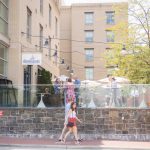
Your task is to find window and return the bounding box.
[27,7,32,41]
[40,0,43,14]
[85,48,94,61]
[39,24,43,51]
[0,44,8,76]
[85,67,94,80]
[106,11,115,24]
[85,30,93,42]
[106,30,114,42]
[49,5,51,26]
[85,12,94,25]
[55,17,58,37]
[0,0,8,36]
[1,0,8,6]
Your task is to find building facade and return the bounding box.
[0,0,61,106]
[60,3,128,80]
[0,0,9,78]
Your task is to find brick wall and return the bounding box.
[0,108,150,141]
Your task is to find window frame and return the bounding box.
[106,30,115,42]
[84,12,94,25]
[0,0,8,36]
[85,48,94,61]
[85,67,94,80]
[0,44,8,77]
[85,30,94,42]
[106,11,115,25]
[26,7,32,42]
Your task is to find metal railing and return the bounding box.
[0,84,150,108]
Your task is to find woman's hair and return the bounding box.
[70,102,76,111]
[112,77,116,81]
[68,78,72,82]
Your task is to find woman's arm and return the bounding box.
[64,109,72,125]
[76,116,82,123]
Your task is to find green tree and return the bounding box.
[105,0,150,83]
[37,69,54,94]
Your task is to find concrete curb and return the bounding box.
[0,143,150,150]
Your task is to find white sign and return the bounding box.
[22,53,42,65]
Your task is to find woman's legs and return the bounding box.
[72,126,79,143]
[63,128,72,142]
[59,125,67,141]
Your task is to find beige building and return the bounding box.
[0,0,9,78]
[60,2,128,80]
[0,0,61,106]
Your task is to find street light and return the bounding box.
[44,38,49,46]
[21,31,49,46]
[121,44,138,56]
[60,58,65,65]
[66,66,70,71]
[121,44,128,55]
[70,69,74,75]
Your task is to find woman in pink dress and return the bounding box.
[65,78,76,104]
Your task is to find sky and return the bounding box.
[62,0,128,5]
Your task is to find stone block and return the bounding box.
[77,109,85,115]
[109,110,119,118]
[96,118,104,125]
[22,124,31,130]
[126,123,137,129]
[41,117,52,123]
[3,110,11,116]
[33,118,41,123]
[85,108,94,114]
[145,124,150,130]
[145,116,150,123]
[11,110,20,116]
[122,130,128,134]
[104,119,112,124]
[85,113,94,121]
[102,110,109,116]
[35,113,46,118]
[128,120,135,123]
[129,129,137,134]
[94,110,102,117]
[36,123,46,130]
[77,114,84,120]
[24,119,33,123]
[52,117,58,121]
[84,123,95,130]
[116,124,125,130]
[136,129,146,134]
[103,129,115,134]
[54,113,64,118]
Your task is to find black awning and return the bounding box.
[0,78,12,85]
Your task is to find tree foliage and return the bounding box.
[37,69,54,94]
[105,0,150,83]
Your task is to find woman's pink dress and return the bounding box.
[66,83,76,103]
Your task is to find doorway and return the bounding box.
[23,65,32,107]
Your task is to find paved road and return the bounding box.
[0,146,148,150]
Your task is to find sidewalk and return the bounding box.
[0,136,150,149]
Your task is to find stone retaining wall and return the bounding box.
[0,108,150,141]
